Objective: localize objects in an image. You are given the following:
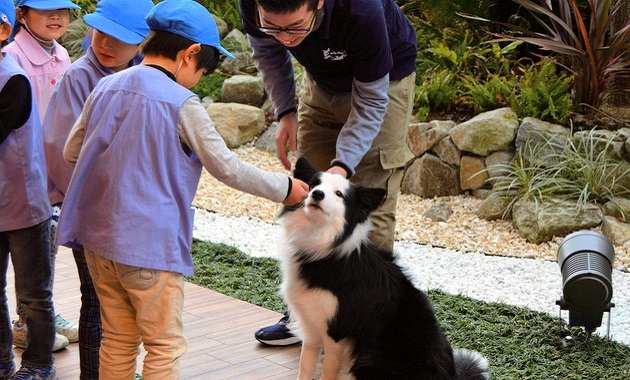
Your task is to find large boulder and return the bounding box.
[401,154,459,197]
[408,122,449,156]
[221,75,266,106]
[511,198,603,244]
[206,102,266,148]
[515,117,569,167]
[450,107,519,156]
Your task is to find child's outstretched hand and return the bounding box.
[283,178,309,206]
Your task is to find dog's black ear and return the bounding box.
[293,157,319,183]
[357,187,387,214]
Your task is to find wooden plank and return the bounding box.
[5,247,303,379]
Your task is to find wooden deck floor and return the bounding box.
[6,247,305,379]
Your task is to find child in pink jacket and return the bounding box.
[4,0,80,119]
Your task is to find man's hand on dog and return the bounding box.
[327,166,347,178]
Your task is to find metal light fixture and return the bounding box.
[556,230,615,339]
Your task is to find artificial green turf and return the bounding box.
[187,239,630,379]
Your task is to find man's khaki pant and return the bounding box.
[297,72,416,250]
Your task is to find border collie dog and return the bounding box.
[278,157,490,380]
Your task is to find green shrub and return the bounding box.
[507,61,574,122]
[462,0,630,112]
[191,73,228,102]
[488,128,630,218]
[462,73,514,112]
[416,69,461,111]
[197,0,241,30]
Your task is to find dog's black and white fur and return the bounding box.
[278,157,490,380]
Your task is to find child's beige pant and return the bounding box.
[85,250,187,380]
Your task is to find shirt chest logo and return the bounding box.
[322,48,347,61]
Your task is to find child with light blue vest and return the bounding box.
[55,0,309,378]
[0,0,57,378]
[42,0,154,378]
[4,0,83,353]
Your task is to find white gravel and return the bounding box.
[192,208,630,346]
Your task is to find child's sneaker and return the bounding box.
[10,365,56,380]
[53,333,69,352]
[0,361,15,380]
[12,321,69,352]
[54,315,78,343]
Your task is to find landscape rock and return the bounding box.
[601,216,630,246]
[515,117,569,167]
[409,123,448,157]
[212,14,229,38]
[220,75,266,106]
[254,122,277,153]
[476,192,511,221]
[401,154,459,198]
[573,129,626,161]
[220,51,256,75]
[450,107,519,156]
[484,150,514,184]
[432,136,460,166]
[206,102,266,148]
[511,198,603,244]
[423,202,453,222]
[602,197,630,221]
[460,155,487,191]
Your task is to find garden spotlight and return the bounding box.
[556,230,615,338]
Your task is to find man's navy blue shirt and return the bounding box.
[240,0,417,94]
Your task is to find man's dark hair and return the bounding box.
[256,0,318,13]
[142,30,219,75]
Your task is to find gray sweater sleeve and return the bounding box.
[249,35,297,119]
[178,98,290,203]
[332,74,390,176]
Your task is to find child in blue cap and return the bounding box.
[0,0,58,378]
[55,0,308,378]
[42,0,154,377]
[4,0,81,119]
[4,0,81,354]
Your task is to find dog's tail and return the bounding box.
[454,349,490,380]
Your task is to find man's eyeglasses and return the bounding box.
[256,8,317,36]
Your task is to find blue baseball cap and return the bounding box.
[14,0,80,10]
[83,0,152,45]
[0,0,15,29]
[145,0,234,60]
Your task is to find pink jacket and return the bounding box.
[3,29,71,120]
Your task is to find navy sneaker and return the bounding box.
[254,311,301,346]
[10,366,56,380]
[0,361,15,380]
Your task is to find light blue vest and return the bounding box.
[0,54,51,231]
[56,65,202,275]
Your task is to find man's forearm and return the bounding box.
[249,35,297,119]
